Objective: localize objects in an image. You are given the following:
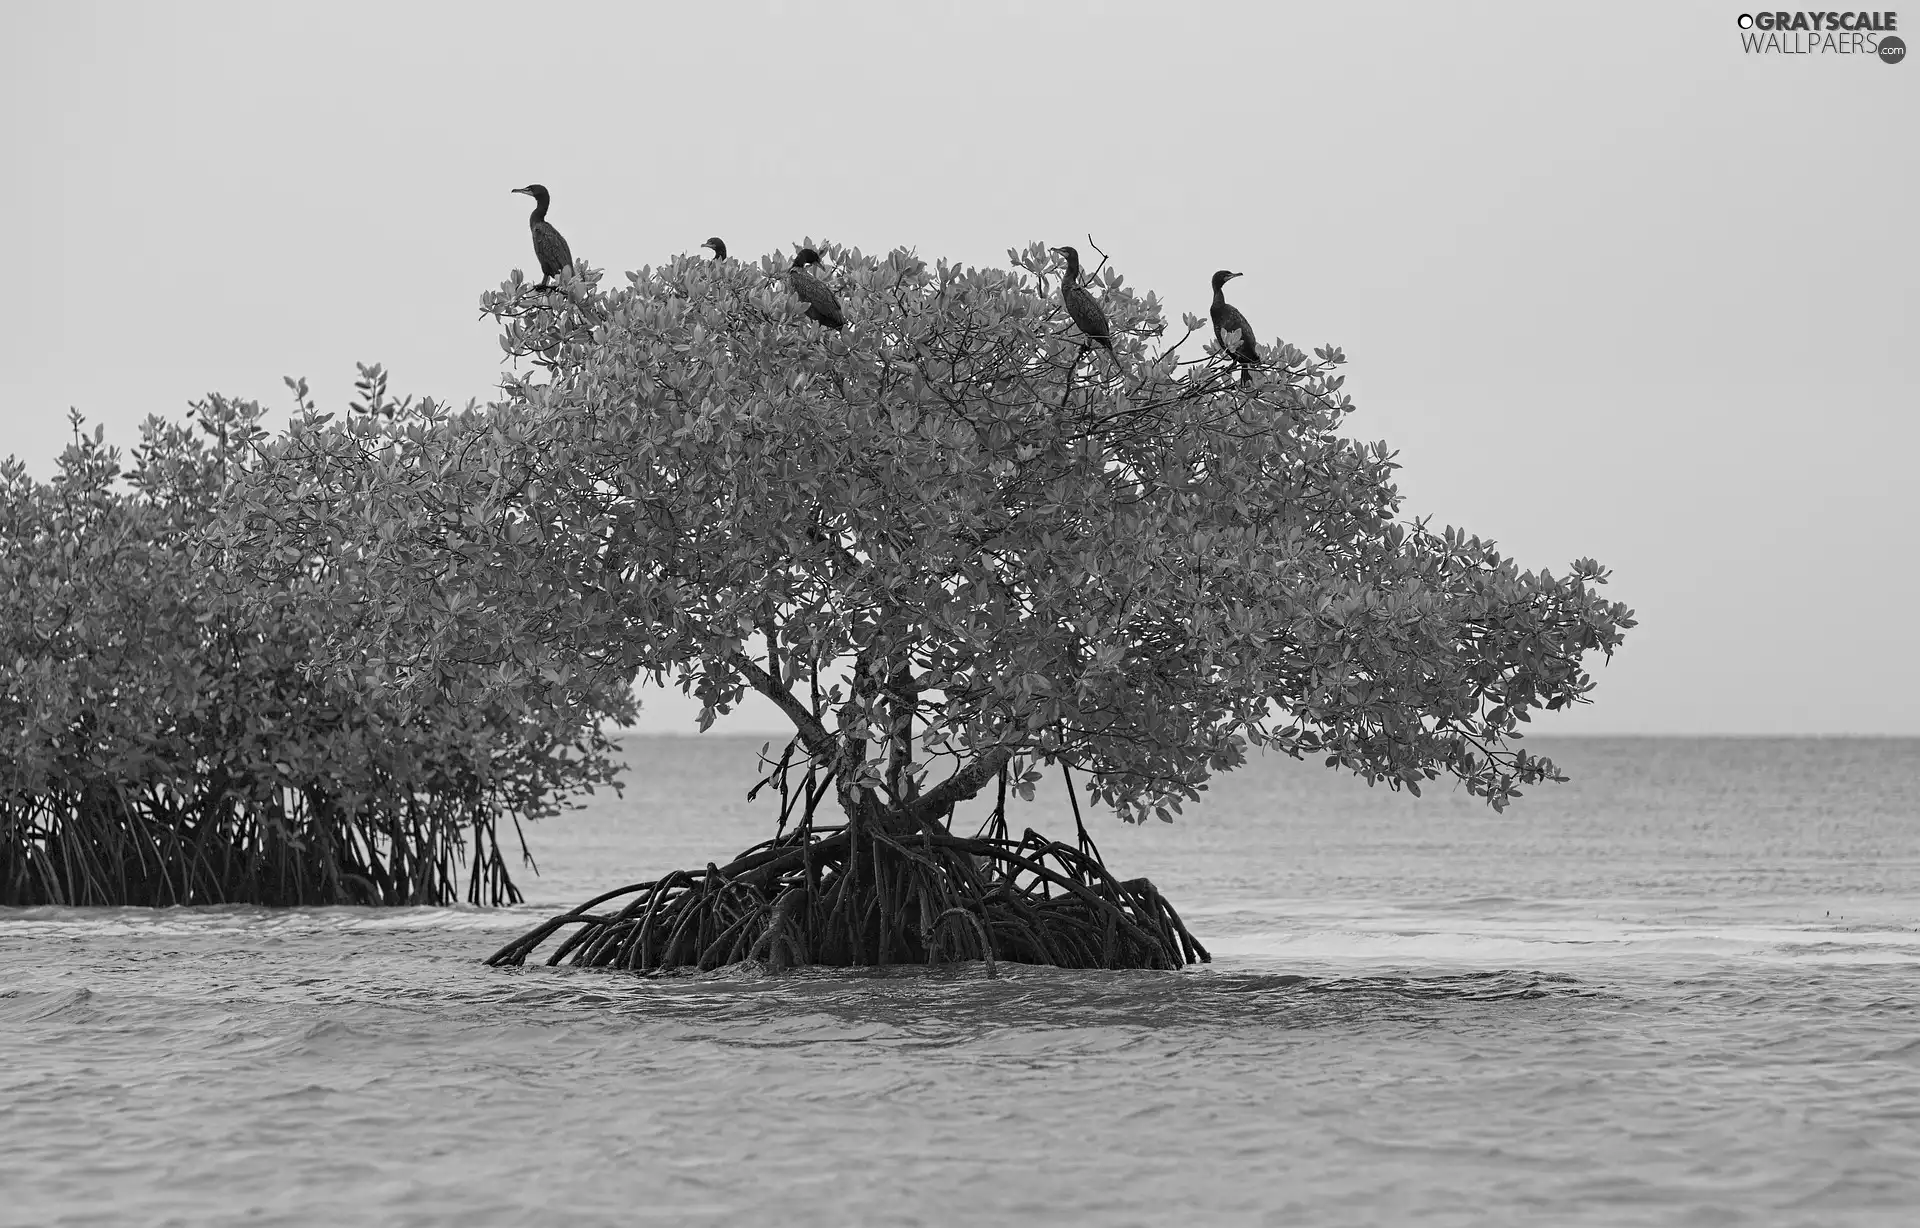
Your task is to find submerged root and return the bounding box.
[486,822,1209,974]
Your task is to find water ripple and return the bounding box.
[5,737,1920,1226]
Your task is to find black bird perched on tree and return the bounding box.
[1209,270,1259,385]
[701,236,727,260]
[510,184,572,288]
[1048,245,1114,356]
[787,247,844,330]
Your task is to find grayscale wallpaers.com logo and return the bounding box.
[1736,11,1905,59]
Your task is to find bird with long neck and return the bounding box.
[1048,245,1114,358]
[1209,270,1258,385]
[511,184,572,288]
[701,236,727,260]
[787,247,844,330]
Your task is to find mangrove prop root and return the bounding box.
[485,823,1209,974]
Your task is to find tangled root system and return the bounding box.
[486,816,1208,975]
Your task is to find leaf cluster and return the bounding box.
[240,242,1634,824]
[1,393,628,905]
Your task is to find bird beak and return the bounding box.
[1229,272,1244,281]
[511,187,529,196]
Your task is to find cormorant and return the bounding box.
[1209,270,1258,385]
[1047,245,1114,355]
[787,248,844,330]
[510,184,572,288]
[701,237,727,260]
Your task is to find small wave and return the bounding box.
[0,987,98,1024]
[1867,1035,1920,1063]
[1205,912,1920,970]
[0,903,539,940]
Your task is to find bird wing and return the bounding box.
[532,222,572,279]
[789,269,845,329]
[1064,284,1112,349]
[1213,304,1257,362]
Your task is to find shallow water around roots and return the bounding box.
[4,737,1918,1227]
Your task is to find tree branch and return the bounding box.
[729,650,834,759]
[904,744,1017,827]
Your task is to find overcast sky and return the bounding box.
[4,1,1913,735]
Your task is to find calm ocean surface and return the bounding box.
[4,736,1917,1227]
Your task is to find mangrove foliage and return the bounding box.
[219,243,1634,971]
[1,386,629,906]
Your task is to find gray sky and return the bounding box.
[4,1,1914,735]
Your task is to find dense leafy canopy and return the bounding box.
[234,242,1633,829]
[1,398,627,905]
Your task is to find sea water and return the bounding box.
[4,737,1917,1226]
